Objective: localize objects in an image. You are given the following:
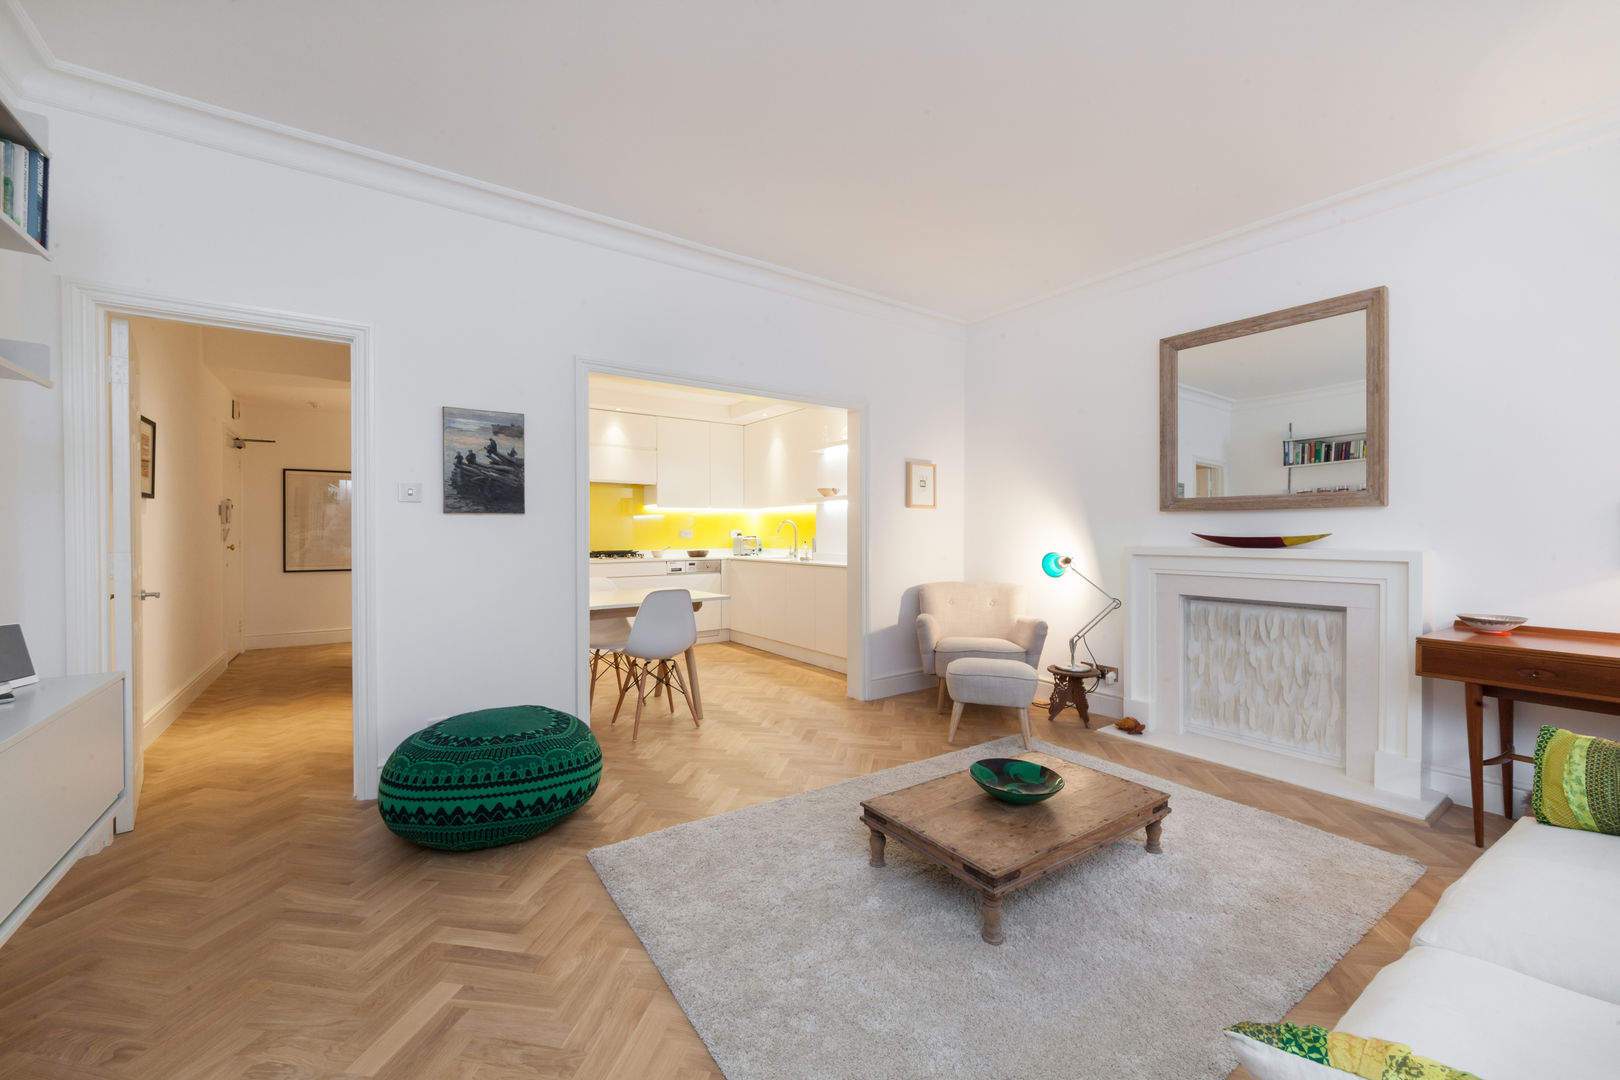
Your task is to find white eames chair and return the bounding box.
[588,576,632,706]
[611,588,699,742]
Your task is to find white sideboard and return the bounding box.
[0,672,128,947]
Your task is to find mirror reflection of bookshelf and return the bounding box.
[1283,422,1368,495]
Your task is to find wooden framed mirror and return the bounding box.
[1160,287,1387,511]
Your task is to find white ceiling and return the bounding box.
[195,324,350,410]
[1180,311,1365,401]
[19,2,1620,319]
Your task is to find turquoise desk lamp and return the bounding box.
[1041,552,1122,669]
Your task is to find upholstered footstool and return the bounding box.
[378,705,603,850]
[944,657,1039,749]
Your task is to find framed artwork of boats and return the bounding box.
[443,407,525,514]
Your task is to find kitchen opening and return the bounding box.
[585,373,860,735]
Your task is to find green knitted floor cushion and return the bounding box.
[378,705,602,850]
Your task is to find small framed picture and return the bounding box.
[906,461,936,508]
[137,415,157,499]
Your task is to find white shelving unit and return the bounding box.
[0,338,51,387]
[0,90,49,261]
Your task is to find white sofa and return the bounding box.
[915,581,1047,680]
[1229,816,1620,1078]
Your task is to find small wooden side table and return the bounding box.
[1046,664,1099,727]
[1415,621,1620,847]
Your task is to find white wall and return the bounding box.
[2,101,966,786]
[240,400,352,649]
[127,317,234,740]
[1228,382,1366,496]
[965,132,1620,810]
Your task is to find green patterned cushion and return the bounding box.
[378,705,602,850]
[1226,1022,1480,1079]
[1531,724,1620,835]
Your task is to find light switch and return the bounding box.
[397,482,423,503]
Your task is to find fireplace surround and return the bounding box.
[1121,546,1445,819]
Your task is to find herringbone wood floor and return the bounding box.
[0,643,1503,1079]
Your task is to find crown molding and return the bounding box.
[0,3,962,337]
[977,96,1620,325]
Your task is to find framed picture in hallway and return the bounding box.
[906,461,936,508]
[137,415,156,499]
[443,407,525,514]
[283,469,353,572]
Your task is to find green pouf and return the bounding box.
[378,705,602,850]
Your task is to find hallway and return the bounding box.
[0,643,1495,1079]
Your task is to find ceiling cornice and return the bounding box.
[0,1,965,337]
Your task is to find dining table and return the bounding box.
[589,588,728,719]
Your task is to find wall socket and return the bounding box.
[397,482,423,503]
[679,528,693,539]
[1097,664,1119,685]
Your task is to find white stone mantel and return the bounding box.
[1120,546,1445,820]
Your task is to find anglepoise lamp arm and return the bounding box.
[1041,552,1122,668]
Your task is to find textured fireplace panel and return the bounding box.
[1182,597,1346,766]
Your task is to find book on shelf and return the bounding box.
[0,138,48,247]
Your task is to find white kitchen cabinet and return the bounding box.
[812,566,847,656]
[709,424,745,507]
[726,559,846,670]
[654,416,711,507]
[743,406,848,507]
[588,409,658,484]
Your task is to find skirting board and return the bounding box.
[1425,764,1533,816]
[245,628,352,650]
[727,631,847,674]
[861,668,934,700]
[143,652,231,748]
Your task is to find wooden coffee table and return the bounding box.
[859,752,1170,945]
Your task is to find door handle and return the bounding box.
[138,591,162,600]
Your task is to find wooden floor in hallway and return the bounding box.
[0,641,1502,1079]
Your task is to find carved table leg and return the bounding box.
[868,828,886,868]
[1145,819,1163,854]
[1047,672,1069,720]
[980,894,1004,945]
[1074,685,1091,728]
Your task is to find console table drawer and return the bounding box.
[1417,643,1620,700]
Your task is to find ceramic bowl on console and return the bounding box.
[1456,614,1528,635]
[970,758,1065,804]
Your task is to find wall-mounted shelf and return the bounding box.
[0,91,50,260]
[0,339,51,387]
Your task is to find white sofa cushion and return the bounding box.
[1411,815,1620,1003]
[1337,946,1620,1078]
[1229,946,1620,1079]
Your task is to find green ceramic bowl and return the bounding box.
[970,758,1065,804]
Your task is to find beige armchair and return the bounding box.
[916,582,1048,713]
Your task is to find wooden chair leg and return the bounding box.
[589,650,600,706]
[948,700,964,744]
[662,660,676,714]
[611,659,637,725]
[669,661,699,727]
[631,664,647,742]
[1017,706,1032,750]
[937,680,948,715]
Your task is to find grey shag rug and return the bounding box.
[588,736,1423,1080]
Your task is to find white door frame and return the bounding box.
[61,280,380,799]
[573,357,871,706]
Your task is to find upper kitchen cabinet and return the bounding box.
[709,423,745,507]
[744,406,848,506]
[588,409,657,485]
[654,416,711,506]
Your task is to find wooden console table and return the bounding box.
[1415,621,1620,847]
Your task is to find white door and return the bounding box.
[109,316,145,832]
[222,424,245,658]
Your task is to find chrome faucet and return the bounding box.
[776,519,801,560]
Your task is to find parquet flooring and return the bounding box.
[0,642,1504,1079]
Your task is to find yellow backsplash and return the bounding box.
[590,484,817,552]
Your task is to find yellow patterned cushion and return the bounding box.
[1227,1022,1480,1079]
[1532,724,1620,835]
